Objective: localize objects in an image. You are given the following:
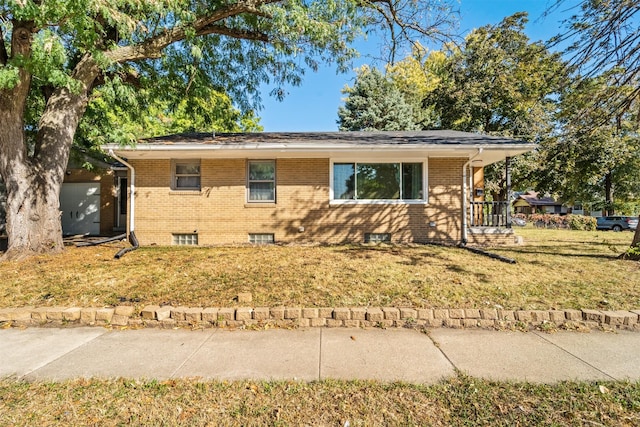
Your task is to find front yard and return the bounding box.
[0,227,638,311]
[2,228,640,426]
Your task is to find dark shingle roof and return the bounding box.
[141,130,529,146]
[518,191,562,207]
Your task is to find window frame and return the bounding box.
[247,159,276,203]
[172,233,198,246]
[248,233,275,244]
[330,159,428,204]
[171,159,201,191]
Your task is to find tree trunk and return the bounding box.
[604,171,614,215]
[0,105,68,260]
[0,53,98,260]
[3,161,65,259]
[632,226,640,247]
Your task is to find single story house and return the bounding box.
[102,131,535,247]
[513,191,566,215]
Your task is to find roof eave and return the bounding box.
[102,142,535,154]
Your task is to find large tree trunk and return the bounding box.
[0,103,70,260]
[0,51,98,260]
[3,159,65,259]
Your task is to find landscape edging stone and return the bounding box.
[0,306,639,331]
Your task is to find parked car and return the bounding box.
[511,217,527,227]
[596,216,639,231]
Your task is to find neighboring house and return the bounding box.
[513,191,566,215]
[102,131,535,247]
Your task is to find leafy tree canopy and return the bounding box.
[420,13,567,198]
[386,44,447,129]
[337,65,418,131]
[550,0,640,116]
[425,12,566,139]
[536,71,640,212]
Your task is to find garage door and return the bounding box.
[59,183,100,236]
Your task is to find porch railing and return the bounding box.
[469,201,511,228]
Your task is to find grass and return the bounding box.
[0,227,639,311]
[1,376,639,425]
[2,229,639,424]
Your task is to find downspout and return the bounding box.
[108,149,139,258]
[461,148,483,246]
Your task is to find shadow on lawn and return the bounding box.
[498,245,623,260]
[336,244,454,266]
[335,241,625,263]
[446,263,492,282]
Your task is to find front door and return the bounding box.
[116,176,127,230]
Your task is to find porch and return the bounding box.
[468,201,511,228]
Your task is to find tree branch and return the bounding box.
[105,0,278,64]
[198,25,269,42]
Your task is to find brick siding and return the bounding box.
[129,157,472,246]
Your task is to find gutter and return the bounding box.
[108,149,138,258]
[461,148,483,245]
[101,142,536,155]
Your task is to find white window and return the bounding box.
[173,160,201,190]
[248,160,275,202]
[364,233,391,243]
[332,162,425,202]
[249,233,275,244]
[172,233,198,245]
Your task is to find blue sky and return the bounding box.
[257,0,579,132]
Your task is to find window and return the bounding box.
[172,233,198,245]
[248,160,275,202]
[332,162,424,201]
[364,233,391,243]
[173,160,200,190]
[249,233,275,244]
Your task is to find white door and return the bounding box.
[60,183,100,235]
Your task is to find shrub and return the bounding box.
[566,214,597,231]
[529,213,567,229]
[527,213,596,230]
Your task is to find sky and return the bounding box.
[257,0,579,132]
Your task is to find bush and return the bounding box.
[527,213,596,230]
[529,213,567,229]
[566,214,597,231]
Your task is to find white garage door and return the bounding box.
[60,183,100,236]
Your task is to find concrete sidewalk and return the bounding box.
[2,327,640,384]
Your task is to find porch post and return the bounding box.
[505,156,512,228]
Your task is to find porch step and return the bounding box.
[468,227,514,235]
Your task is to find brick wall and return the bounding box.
[130,157,469,246]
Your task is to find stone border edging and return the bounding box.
[1,306,640,332]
